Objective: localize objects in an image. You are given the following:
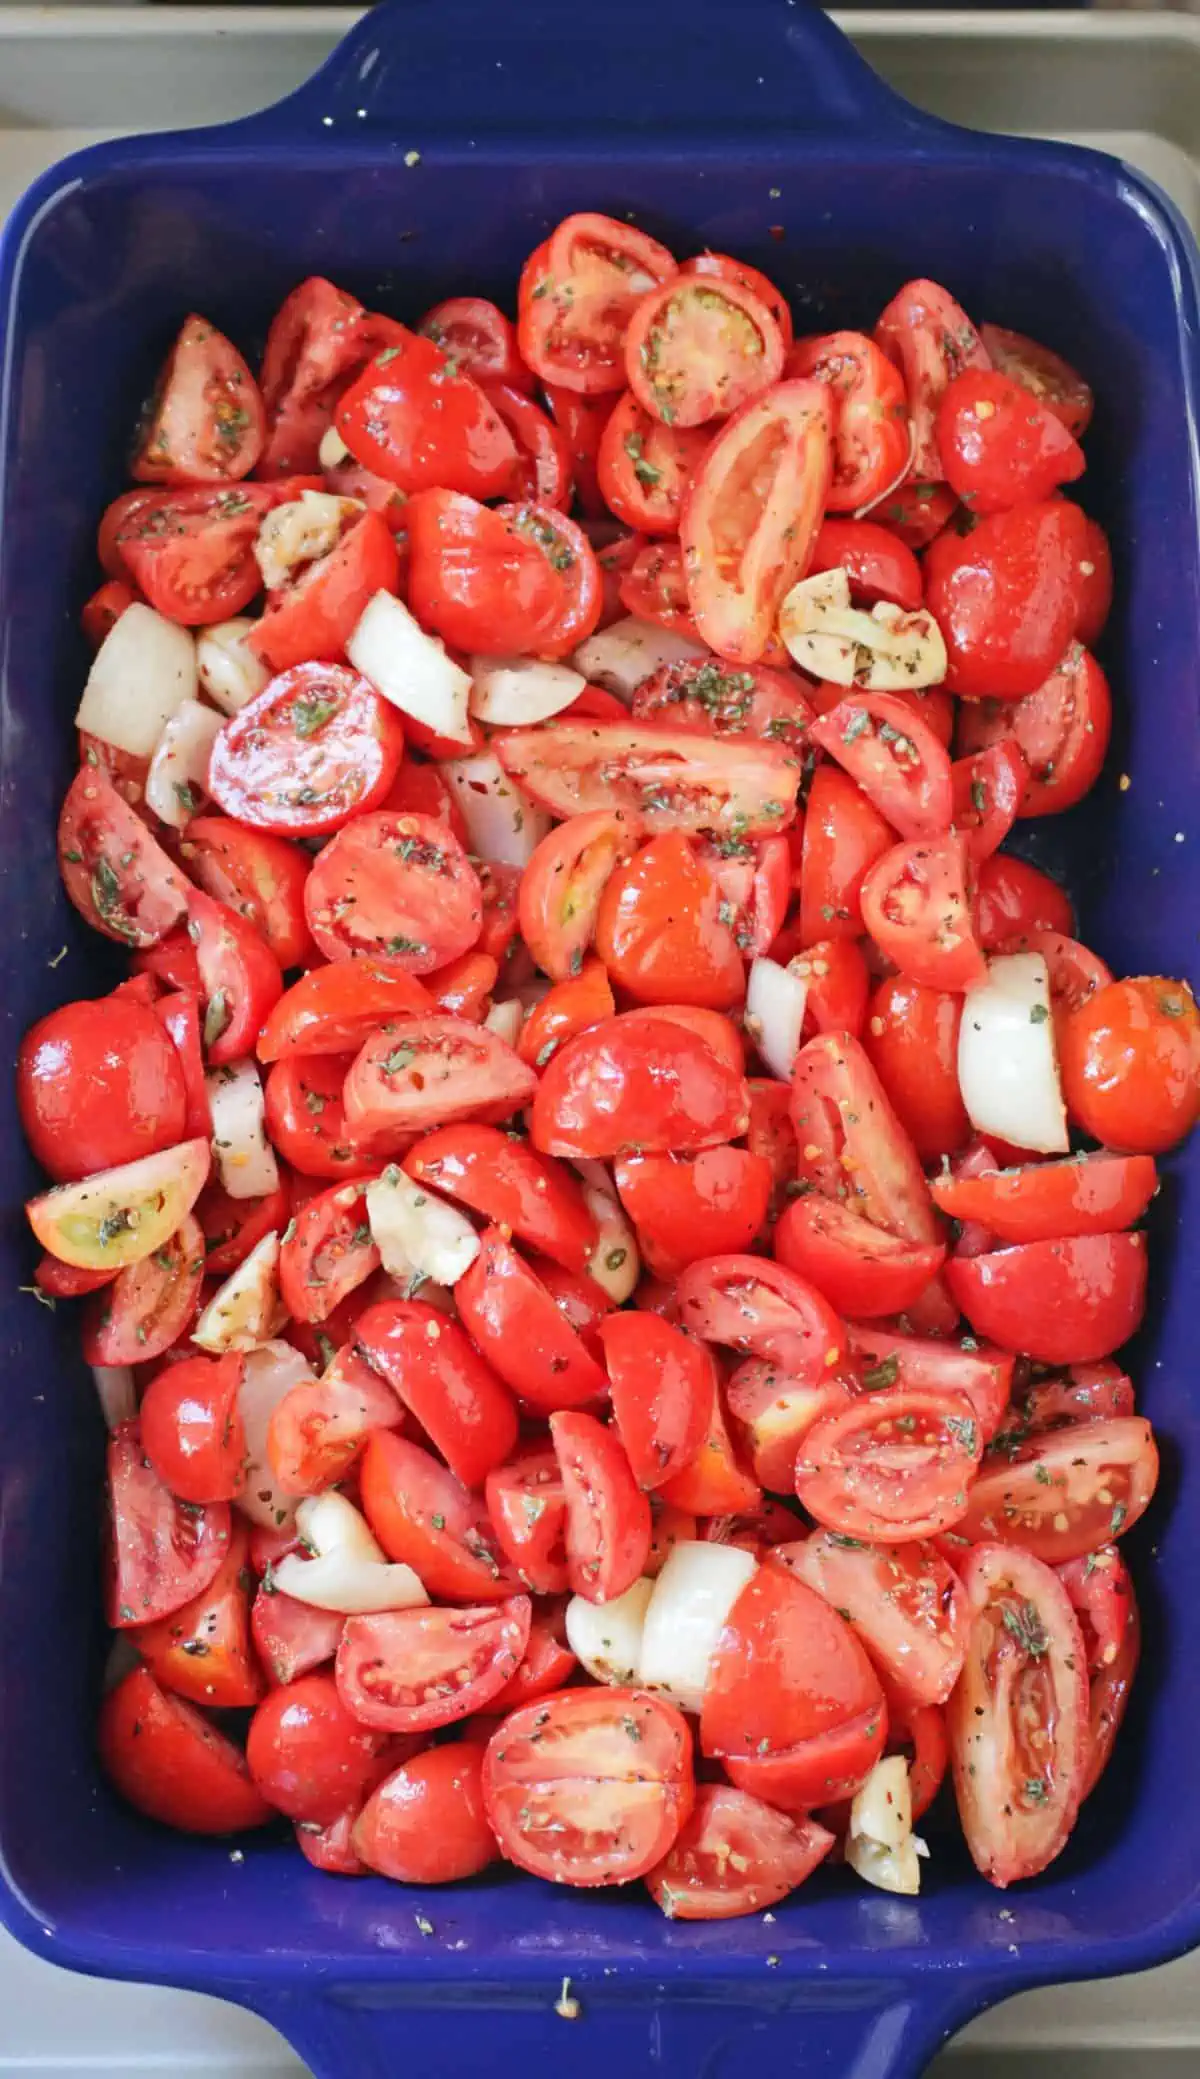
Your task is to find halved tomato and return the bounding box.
[264,1052,404,1179]
[936,369,1085,514]
[873,279,990,480]
[861,832,988,994]
[258,963,432,1063]
[531,1009,749,1160]
[625,276,785,427]
[674,1254,845,1379]
[1059,1545,1140,1798]
[455,1227,608,1415]
[359,1431,516,1603]
[613,1146,772,1280]
[680,379,833,662]
[484,382,572,506]
[344,1016,537,1137]
[58,767,188,947]
[596,390,712,534]
[518,809,637,982]
[779,1531,968,1709]
[419,295,533,392]
[632,656,812,750]
[646,1784,832,1921]
[957,646,1111,820]
[303,812,482,975]
[595,831,745,1010]
[930,1150,1157,1243]
[135,1521,263,1709]
[787,331,909,512]
[482,1685,693,1885]
[682,252,793,349]
[924,500,1090,702]
[334,327,518,497]
[947,1542,1088,1886]
[549,1410,652,1602]
[978,324,1094,440]
[945,1233,1147,1364]
[517,213,678,395]
[493,719,801,839]
[207,663,405,838]
[845,1322,1012,1445]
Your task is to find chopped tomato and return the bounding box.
[99,1667,271,1834]
[403,1124,595,1272]
[207,662,405,838]
[455,1227,609,1414]
[674,1254,844,1380]
[518,808,637,982]
[936,369,1085,513]
[345,1015,536,1137]
[334,327,518,496]
[266,1342,403,1494]
[354,1741,499,1883]
[978,324,1094,439]
[113,484,270,624]
[17,993,188,1184]
[810,692,952,841]
[278,1177,380,1325]
[246,1672,390,1826]
[930,1150,1157,1243]
[924,500,1091,701]
[945,1233,1148,1364]
[485,1451,570,1595]
[359,1431,516,1603]
[336,1599,531,1733]
[257,277,376,475]
[873,279,991,480]
[808,516,923,610]
[860,832,988,993]
[353,1298,518,1486]
[788,331,909,511]
[633,656,812,750]
[82,1213,204,1366]
[862,975,969,1161]
[531,1009,749,1160]
[774,1194,946,1321]
[186,886,283,1065]
[845,1324,1012,1445]
[485,382,573,507]
[794,1387,984,1543]
[1059,977,1200,1154]
[613,1146,772,1280]
[596,832,744,1010]
[257,961,432,1063]
[646,1784,832,1920]
[138,1353,246,1505]
[133,314,264,484]
[596,390,712,534]
[781,1531,969,1709]
[107,1418,231,1626]
[517,214,678,395]
[58,767,188,948]
[798,765,895,947]
[419,295,533,391]
[135,1522,263,1709]
[956,1416,1158,1564]
[600,1310,715,1490]
[493,719,801,839]
[407,490,601,659]
[303,811,481,975]
[549,1410,651,1602]
[625,276,785,427]
[250,508,401,674]
[264,1052,406,1178]
[182,817,315,970]
[957,646,1111,819]
[976,853,1073,950]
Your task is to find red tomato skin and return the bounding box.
[483,383,573,507]
[550,1409,653,1602]
[407,490,601,660]
[790,1031,943,1251]
[863,976,970,1161]
[17,996,188,1184]
[250,509,401,674]
[264,1053,405,1179]
[930,1151,1157,1243]
[595,832,745,1011]
[809,691,952,842]
[303,811,482,976]
[353,1742,499,1882]
[861,832,988,994]
[266,1343,404,1495]
[1060,977,1200,1154]
[958,1417,1157,1565]
[600,1311,715,1490]
[808,519,923,610]
[936,369,1085,513]
[81,1213,204,1367]
[134,1523,263,1710]
[182,817,315,971]
[34,1253,116,1300]
[674,1254,846,1382]
[956,646,1111,819]
[701,1562,885,1776]
[139,1352,246,1504]
[485,1452,570,1595]
[658,1384,763,1517]
[945,1232,1148,1364]
[645,1784,834,1920]
[186,886,284,1066]
[58,766,188,947]
[82,577,139,648]
[1075,513,1113,646]
[774,1195,946,1320]
[207,664,405,840]
[780,1533,969,1711]
[978,325,1094,440]
[613,1146,773,1280]
[246,1673,390,1826]
[404,1124,596,1273]
[196,1173,289,1282]
[787,330,909,512]
[420,295,533,392]
[99,1667,272,1834]
[873,279,990,480]
[876,481,959,552]
[345,1015,537,1139]
[454,1227,608,1414]
[334,328,518,497]
[257,961,433,1063]
[798,765,895,947]
[352,1299,518,1488]
[546,386,615,517]
[532,1009,749,1161]
[518,215,678,397]
[278,1178,380,1325]
[845,1323,1012,1444]
[486,1599,578,1709]
[976,853,1073,950]
[924,500,1090,701]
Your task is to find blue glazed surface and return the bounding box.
[1,4,1198,2074]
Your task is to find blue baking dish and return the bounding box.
[1,2,1199,2073]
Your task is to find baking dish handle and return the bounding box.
[246,1978,989,2079]
[257,0,922,144]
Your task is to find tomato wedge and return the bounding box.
[945,1233,1147,1364]
[483,1686,693,1885]
[791,1033,944,1250]
[406,490,601,660]
[809,692,952,841]
[549,1410,652,1603]
[613,1145,772,1280]
[183,817,315,971]
[845,1323,1012,1444]
[625,276,785,427]
[956,645,1111,819]
[186,886,283,1066]
[257,962,433,1063]
[250,507,401,675]
[798,765,895,947]
[954,1417,1159,1564]
[336,1599,531,1733]
[455,1227,608,1415]
[303,812,482,975]
[531,1010,749,1160]
[485,1452,570,1595]
[494,718,800,840]
[787,331,910,513]
[595,390,712,535]
[860,832,988,993]
[873,279,991,481]
[360,1432,516,1603]
[107,1419,231,1627]
[646,1784,833,1920]
[978,324,1094,440]
[132,314,265,485]
[59,767,188,947]
[517,213,678,395]
[930,1150,1157,1243]
[600,1310,714,1491]
[278,1177,379,1326]
[99,1667,272,1835]
[353,1298,518,1487]
[774,1195,946,1321]
[795,1387,984,1543]
[517,808,637,982]
[780,1532,969,1710]
[949,739,1026,862]
[674,1254,845,1380]
[680,379,833,663]
[266,1341,403,1494]
[334,326,518,497]
[345,1015,537,1137]
[81,1213,204,1366]
[404,1124,595,1272]
[135,1522,263,1710]
[947,1543,1088,1886]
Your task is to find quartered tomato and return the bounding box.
[493,719,801,839]
[633,655,812,750]
[257,961,431,1063]
[420,295,533,391]
[107,1419,231,1626]
[133,314,264,484]
[250,507,401,675]
[455,1227,608,1414]
[82,1213,204,1366]
[257,277,377,474]
[600,1310,714,1490]
[334,327,518,497]
[487,1597,578,1710]
[549,1410,651,1602]
[702,1563,885,1805]
[1059,1545,1140,1797]
[978,324,1094,440]
[957,646,1110,818]
[17,994,188,1183]
[781,1531,969,1710]
[135,1522,263,1709]
[795,1387,984,1544]
[976,853,1073,950]
[186,886,283,1065]
[207,663,405,838]
[360,1431,515,1603]
[791,1032,945,1255]
[945,1232,1147,1364]
[1059,977,1200,1154]
[58,767,188,947]
[353,1299,517,1486]
[674,1254,844,1379]
[680,379,833,663]
[936,369,1085,513]
[267,1341,403,1493]
[798,765,895,946]
[99,1667,271,1834]
[483,1685,693,1885]
[252,1586,344,1689]
[846,1323,1012,1445]
[924,500,1090,701]
[861,832,988,993]
[646,1784,832,1921]
[404,1124,595,1272]
[531,1009,749,1160]
[407,490,601,659]
[345,1015,536,1137]
[809,692,952,841]
[278,1177,379,1325]
[658,1385,762,1517]
[485,382,573,507]
[337,1599,531,1733]
[775,1195,945,1321]
[113,485,270,624]
[947,1543,1088,1886]
[863,976,969,1161]
[874,279,991,481]
[625,275,785,427]
[613,1146,772,1280]
[788,331,910,512]
[618,538,700,636]
[303,812,481,975]
[518,808,637,982]
[808,516,923,610]
[485,1451,570,1594]
[354,1742,499,1884]
[595,832,744,1010]
[955,1416,1159,1564]
[596,390,712,534]
[183,817,314,970]
[264,1052,400,1178]
[930,1150,1157,1242]
[517,213,678,395]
